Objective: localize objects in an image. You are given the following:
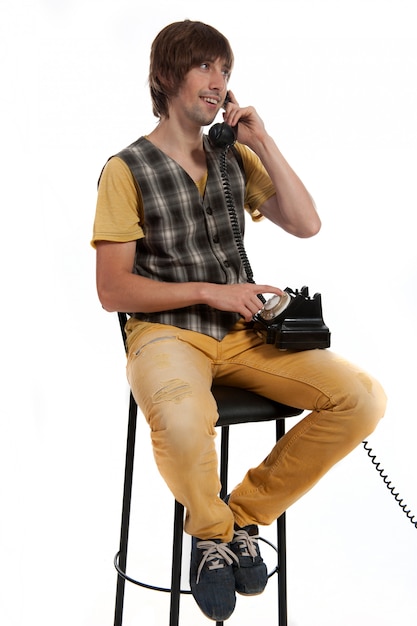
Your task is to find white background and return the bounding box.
[1,1,416,625]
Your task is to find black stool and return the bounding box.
[114,312,303,626]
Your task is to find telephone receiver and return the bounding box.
[208,121,236,148]
[208,91,237,148]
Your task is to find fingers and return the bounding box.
[207,283,284,321]
[256,285,284,297]
[225,90,238,106]
[223,90,241,126]
[239,285,284,322]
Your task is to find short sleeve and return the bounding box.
[91,156,144,248]
[235,142,276,221]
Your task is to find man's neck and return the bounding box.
[147,118,208,182]
[148,115,204,154]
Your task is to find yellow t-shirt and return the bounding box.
[91,140,275,248]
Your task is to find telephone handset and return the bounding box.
[208,121,236,148]
[208,91,237,148]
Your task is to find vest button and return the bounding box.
[224,260,230,267]
[213,235,219,244]
[206,207,213,215]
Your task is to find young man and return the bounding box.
[92,20,386,621]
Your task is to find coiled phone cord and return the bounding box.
[219,147,266,304]
[362,441,417,529]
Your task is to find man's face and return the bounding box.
[172,58,231,127]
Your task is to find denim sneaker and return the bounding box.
[190,537,238,621]
[230,525,268,595]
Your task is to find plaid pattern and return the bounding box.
[117,136,249,340]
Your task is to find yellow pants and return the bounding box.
[126,319,386,542]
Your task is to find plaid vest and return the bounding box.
[117,135,248,340]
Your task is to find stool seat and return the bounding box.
[213,385,302,426]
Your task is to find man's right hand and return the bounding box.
[201,282,284,322]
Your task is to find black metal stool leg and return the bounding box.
[214,425,230,626]
[276,419,288,626]
[219,425,230,500]
[170,500,185,626]
[277,512,287,626]
[114,393,138,626]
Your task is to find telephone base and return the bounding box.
[267,323,331,351]
[254,286,331,351]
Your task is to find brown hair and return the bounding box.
[149,20,234,119]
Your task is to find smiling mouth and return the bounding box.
[201,96,220,106]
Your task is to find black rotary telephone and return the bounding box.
[253,286,330,351]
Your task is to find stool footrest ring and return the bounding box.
[114,537,278,594]
[114,551,192,594]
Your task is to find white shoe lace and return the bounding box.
[195,540,239,584]
[231,529,259,560]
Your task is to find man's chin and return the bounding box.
[203,114,219,128]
